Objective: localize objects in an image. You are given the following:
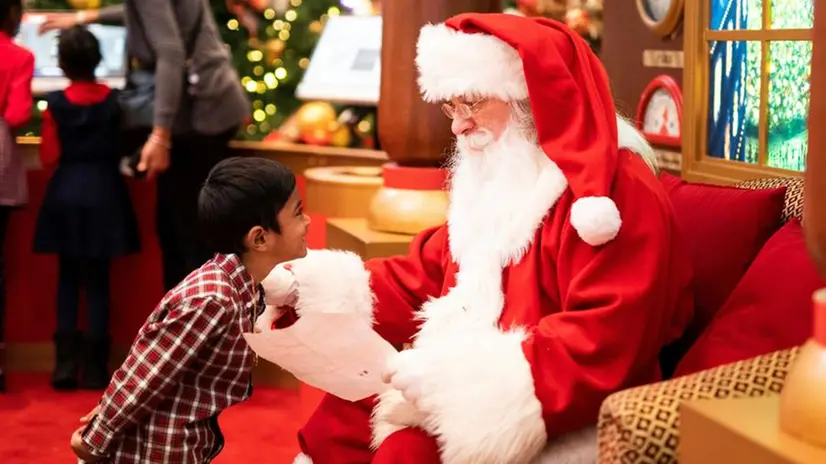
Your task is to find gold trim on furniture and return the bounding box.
[636,0,685,38]
[598,348,799,464]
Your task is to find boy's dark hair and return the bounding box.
[198,157,297,255]
[58,25,102,81]
[0,0,22,32]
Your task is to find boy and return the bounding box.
[70,157,310,463]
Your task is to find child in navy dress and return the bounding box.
[33,26,140,391]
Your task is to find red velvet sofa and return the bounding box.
[598,174,819,463]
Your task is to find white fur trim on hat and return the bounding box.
[416,23,528,102]
[569,196,621,246]
[292,453,313,464]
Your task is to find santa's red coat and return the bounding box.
[287,151,694,463]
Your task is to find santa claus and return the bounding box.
[269,12,693,464]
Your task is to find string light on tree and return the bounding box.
[225,0,341,139]
[27,0,377,142]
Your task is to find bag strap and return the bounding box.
[129,0,206,65]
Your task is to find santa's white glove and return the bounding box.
[382,348,428,407]
[254,305,279,333]
[261,264,298,307]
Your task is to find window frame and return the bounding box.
[682,0,811,184]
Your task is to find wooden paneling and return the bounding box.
[601,3,683,121]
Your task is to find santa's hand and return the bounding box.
[382,349,427,406]
[261,264,298,307]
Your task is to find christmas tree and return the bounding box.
[220,0,341,140]
[503,0,603,54]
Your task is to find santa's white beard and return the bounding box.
[447,124,556,263]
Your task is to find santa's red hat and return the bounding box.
[416,13,622,246]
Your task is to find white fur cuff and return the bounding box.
[417,328,547,463]
[289,249,375,326]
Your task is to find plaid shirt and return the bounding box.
[82,254,263,463]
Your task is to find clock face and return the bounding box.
[643,0,674,22]
[643,89,680,138]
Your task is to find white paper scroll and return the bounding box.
[243,312,397,402]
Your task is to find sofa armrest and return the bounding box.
[597,347,799,463]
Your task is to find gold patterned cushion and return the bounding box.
[597,347,798,463]
[735,177,804,223]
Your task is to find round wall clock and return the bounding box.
[636,0,684,37]
[635,74,683,148]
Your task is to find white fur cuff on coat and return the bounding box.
[292,453,312,464]
[416,328,547,463]
[416,23,528,103]
[289,249,375,326]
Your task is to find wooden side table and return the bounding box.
[326,218,414,260]
[680,396,826,464]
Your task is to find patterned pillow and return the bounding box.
[598,348,798,464]
[735,176,804,223]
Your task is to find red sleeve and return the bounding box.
[39,109,60,166]
[82,297,230,454]
[367,226,449,346]
[527,177,693,436]
[3,52,34,128]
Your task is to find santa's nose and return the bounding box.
[451,116,475,136]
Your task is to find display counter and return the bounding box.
[15,136,388,172]
[5,137,387,388]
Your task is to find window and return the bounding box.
[683,0,813,183]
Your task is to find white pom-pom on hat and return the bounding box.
[569,197,622,246]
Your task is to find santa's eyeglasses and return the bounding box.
[441,99,489,120]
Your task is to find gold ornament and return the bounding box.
[296,102,338,142]
[263,39,286,64]
[565,8,591,35]
[330,124,352,148]
[67,0,101,9]
[517,0,566,19]
[309,20,324,34]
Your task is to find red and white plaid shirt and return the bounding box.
[82,254,263,463]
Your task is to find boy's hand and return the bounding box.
[70,426,105,462]
[80,405,101,425]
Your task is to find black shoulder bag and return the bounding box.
[119,4,204,130]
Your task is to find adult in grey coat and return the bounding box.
[41,0,251,291]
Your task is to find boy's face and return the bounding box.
[268,188,310,262]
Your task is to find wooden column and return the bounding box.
[804,0,826,276]
[367,0,501,234]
